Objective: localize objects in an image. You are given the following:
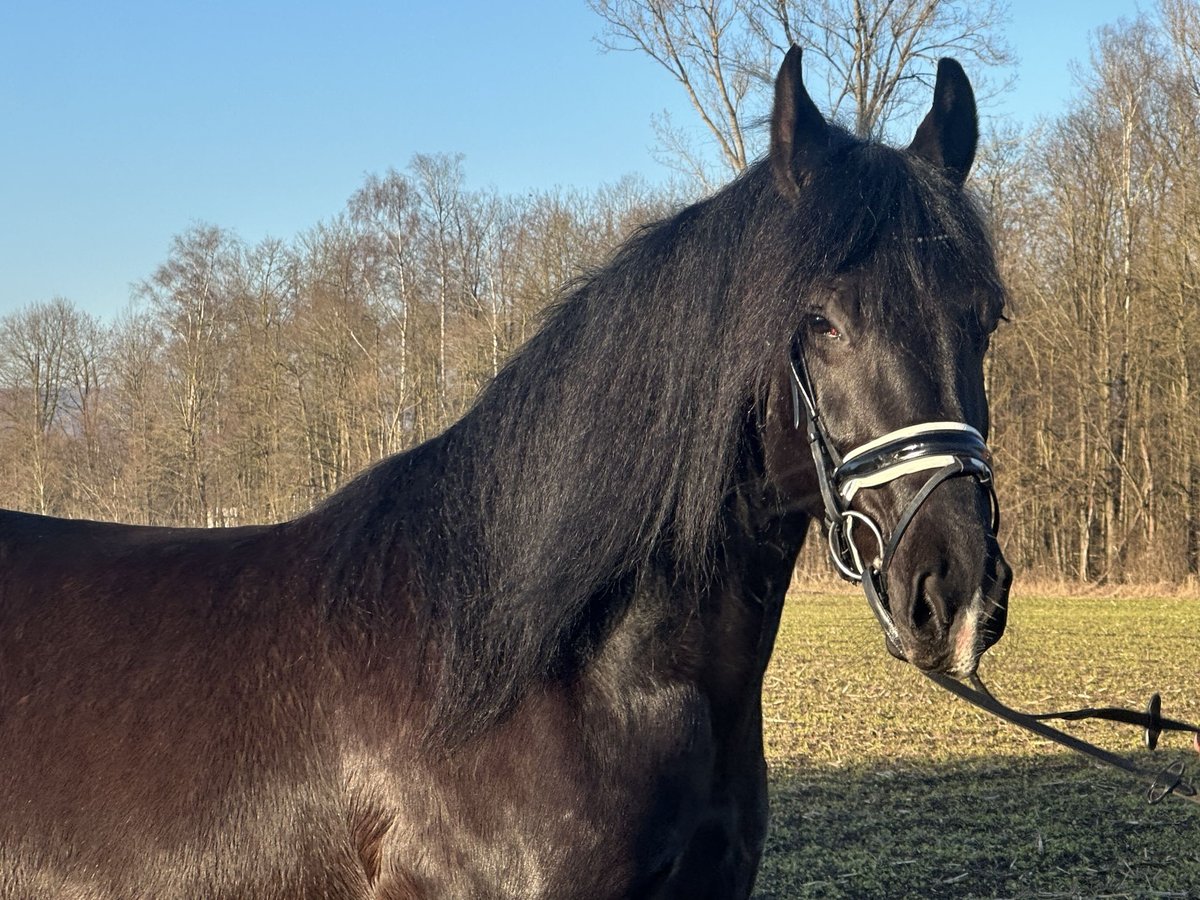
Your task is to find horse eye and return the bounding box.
[808,314,840,339]
[976,311,1006,345]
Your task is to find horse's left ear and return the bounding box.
[907,58,977,185]
[770,46,829,199]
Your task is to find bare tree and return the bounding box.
[590,0,761,186]
[349,170,422,455]
[104,309,167,524]
[589,0,1013,183]
[1162,0,1200,98]
[748,0,1013,138]
[290,218,376,499]
[410,152,469,419]
[982,9,1200,583]
[138,225,240,525]
[58,309,112,517]
[0,299,95,514]
[221,237,298,521]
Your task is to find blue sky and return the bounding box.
[1,1,1147,320]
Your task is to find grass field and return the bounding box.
[754,588,1200,899]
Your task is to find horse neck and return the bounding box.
[592,482,811,719]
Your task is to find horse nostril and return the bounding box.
[913,579,935,631]
[911,569,948,635]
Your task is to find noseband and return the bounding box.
[787,341,997,650]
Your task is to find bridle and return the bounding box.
[788,337,1200,807]
[787,337,997,651]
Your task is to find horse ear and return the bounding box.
[770,46,829,199]
[907,58,978,185]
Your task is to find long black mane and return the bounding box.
[310,129,1004,739]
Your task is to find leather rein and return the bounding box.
[788,340,1200,807]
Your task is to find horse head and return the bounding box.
[761,48,1012,676]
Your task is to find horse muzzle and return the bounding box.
[875,532,1012,676]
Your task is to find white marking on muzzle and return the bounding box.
[952,587,985,676]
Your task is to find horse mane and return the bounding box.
[310,129,1005,741]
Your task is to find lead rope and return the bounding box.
[924,671,1200,806]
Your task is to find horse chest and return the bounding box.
[349,675,767,900]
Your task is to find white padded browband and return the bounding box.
[837,422,987,502]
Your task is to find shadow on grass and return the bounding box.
[754,753,1200,899]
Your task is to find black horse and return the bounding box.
[0,49,1011,898]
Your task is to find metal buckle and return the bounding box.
[828,510,885,582]
[1148,759,1197,804]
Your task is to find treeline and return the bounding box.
[0,158,673,527]
[3,11,1199,584]
[982,8,1200,583]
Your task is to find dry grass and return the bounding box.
[754,588,1200,898]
